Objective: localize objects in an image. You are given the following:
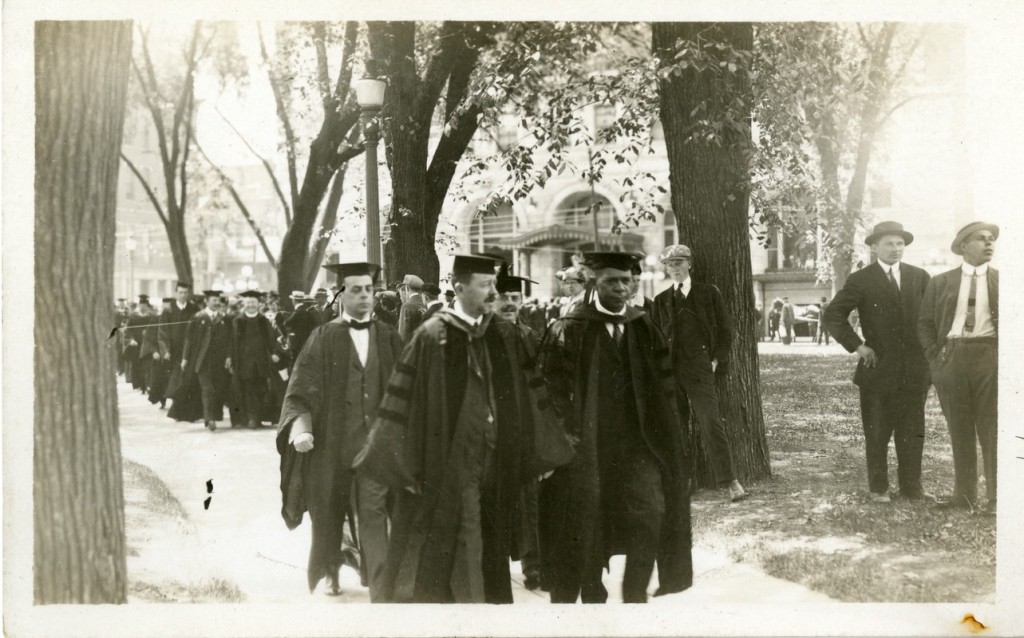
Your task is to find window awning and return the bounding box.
[498,224,645,250]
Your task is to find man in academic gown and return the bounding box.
[538,251,693,604]
[181,290,233,431]
[277,263,404,599]
[146,297,175,407]
[231,290,281,429]
[355,254,574,603]
[123,295,152,391]
[163,282,204,422]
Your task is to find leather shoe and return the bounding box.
[205,420,217,432]
[869,491,891,504]
[897,490,935,502]
[524,574,542,591]
[728,480,747,502]
[934,495,975,511]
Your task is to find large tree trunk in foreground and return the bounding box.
[654,22,771,487]
[35,20,132,603]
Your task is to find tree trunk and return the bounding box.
[165,215,194,284]
[303,165,346,289]
[277,153,335,304]
[653,22,771,487]
[34,20,132,604]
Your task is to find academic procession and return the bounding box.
[30,20,1007,613]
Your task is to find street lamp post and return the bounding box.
[125,234,137,300]
[356,77,386,271]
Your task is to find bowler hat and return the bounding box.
[865,221,913,246]
[951,221,999,255]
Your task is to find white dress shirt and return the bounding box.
[593,294,627,337]
[879,261,901,289]
[341,311,371,366]
[674,276,692,298]
[950,263,995,337]
[450,300,483,327]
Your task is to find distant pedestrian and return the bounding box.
[768,299,782,342]
[919,221,999,514]
[780,297,795,344]
[231,290,281,429]
[816,296,831,345]
[397,274,427,341]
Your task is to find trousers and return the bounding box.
[930,338,997,502]
[858,383,927,495]
[673,352,736,485]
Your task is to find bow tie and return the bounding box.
[344,321,372,330]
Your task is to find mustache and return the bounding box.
[499,304,518,313]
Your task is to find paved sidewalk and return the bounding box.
[118,380,832,604]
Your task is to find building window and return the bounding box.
[594,103,617,137]
[469,201,516,253]
[663,213,678,248]
[558,193,615,230]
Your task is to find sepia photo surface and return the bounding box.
[5,0,1024,635]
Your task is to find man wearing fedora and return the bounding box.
[918,222,999,514]
[824,221,932,503]
[397,273,427,341]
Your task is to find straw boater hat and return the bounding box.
[950,221,999,256]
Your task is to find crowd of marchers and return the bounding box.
[113,219,998,604]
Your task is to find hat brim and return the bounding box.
[951,223,999,255]
[865,230,914,247]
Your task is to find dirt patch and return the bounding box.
[694,353,995,603]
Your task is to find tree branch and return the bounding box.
[259,24,300,206]
[121,153,169,226]
[304,166,346,285]
[334,22,359,100]
[192,136,279,269]
[310,23,333,108]
[877,91,957,128]
[214,105,292,224]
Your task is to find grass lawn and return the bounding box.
[691,352,995,602]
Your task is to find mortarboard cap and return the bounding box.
[497,273,538,295]
[322,262,381,284]
[238,290,262,299]
[161,297,174,303]
[202,290,222,298]
[451,253,503,276]
[584,251,640,272]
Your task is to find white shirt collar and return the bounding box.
[880,260,901,274]
[176,301,188,310]
[593,294,627,317]
[961,262,989,276]
[674,276,692,293]
[243,311,259,318]
[451,300,483,326]
[341,311,371,324]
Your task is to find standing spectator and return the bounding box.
[768,299,782,342]
[651,244,745,502]
[231,290,280,429]
[918,222,999,514]
[397,274,427,341]
[824,221,932,503]
[780,297,795,344]
[284,292,321,366]
[816,296,832,345]
[538,252,692,603]
[181,290,233,432]
[421,283,444,321]
[354,254,572,603]
[556,266,587,317]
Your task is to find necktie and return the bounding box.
[612,322,623,345]
[345,321,372,331]
[964,272,978,333]
[887,268,900,296]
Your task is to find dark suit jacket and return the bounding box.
[231,313,277,378]
[158,301,200,361]
[422,300,444,322]
[397,294,427,341]
[183,310,232,373]
[823,261,931,389]
[650,282,733,371]
[918,266,998,362]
